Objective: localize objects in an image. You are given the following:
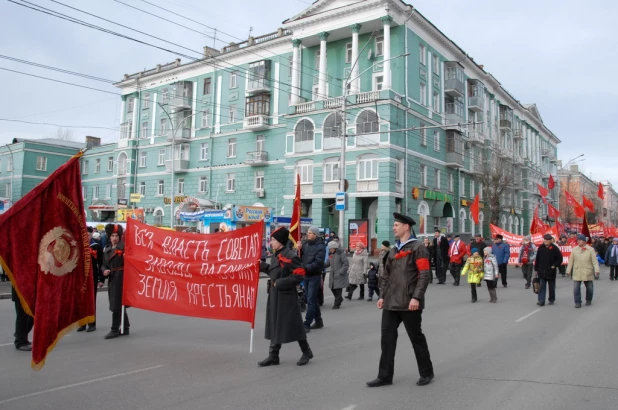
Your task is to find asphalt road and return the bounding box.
[1,268,618,410]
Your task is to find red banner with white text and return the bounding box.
[123,219,263,327]
[490,224,571,265]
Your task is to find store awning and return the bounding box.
[432,201,454,218]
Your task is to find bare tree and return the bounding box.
[53,127,74,141]
[477,148,519,226]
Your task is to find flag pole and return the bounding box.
[249,328,254,354]
[120,305,125,335]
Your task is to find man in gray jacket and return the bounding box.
[325,241,349,309]
[517,235,537,289]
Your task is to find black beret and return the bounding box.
[393,212,416,226]
[494,234,503,240]
[543,234,553,240]
[382,240,391,247]
[87,226,94,233]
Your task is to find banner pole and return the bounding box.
[249,328,254,354]
[120,305,125,335]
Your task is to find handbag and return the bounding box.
[532,277,540,294]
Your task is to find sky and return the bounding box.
[1,0,616,184]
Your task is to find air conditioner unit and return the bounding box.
[256,189,265,198]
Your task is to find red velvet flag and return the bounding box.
[548,175,555,190]
[530,205,543,235]
[564,190,585,219]
[289,173,301,248]
[548,203,560,219]
[470,193,480,225]
[582,195,595,212]
[537,184,548,204]
[582,214,592,245]
[0,152,94,370]
[598,182,605,200]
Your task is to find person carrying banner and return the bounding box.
[492,235,511,288]
[301,226,326,332]
[12,285,34,351]
[567,234,600,308]
[433,229,449,284]
[366,213,434,388]
[517,235,537,289]
[325,240,349,309]
[534,234,563,306]
[604,238,618,280]
[448,234,467,286]
[101,224,130,339]
[77,226,104,333]
[259,227,313,367]
[558,236,568,276]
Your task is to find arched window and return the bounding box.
[508,216,513,233]
[500,215,507,230]
[469,210,476,237]
[418,201,430,235]
[154,207,164,226]
[459,209,466,233]
[295,159,314,184]
[323,113,343,139]
[294,119,314,153]
[356,110,379,134]
[117,152,128,176]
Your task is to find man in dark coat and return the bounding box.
[367,213,434,388]
[301,226,326,332]
[101,224,129,339]
[258,227,313,367]
[78,227,104,333]
[534,234,563,306]
[433,229,449,284]
[12,285,34,351]
[326,240,349,309]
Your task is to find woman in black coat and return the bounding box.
[259,227,313,367]
[101,224,130,339]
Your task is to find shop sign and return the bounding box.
[163,196,186,204]
[233,206,273,223]
[412,187,420,199]
[461,199,484,208]
[424,190,454,202]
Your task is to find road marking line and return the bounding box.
[340,406,357,410]
[515,309,541,323]
[0,365,165,405]
[0,343,14,347]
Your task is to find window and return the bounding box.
[396,159,403,182]
[435,169,441,189]
[158,149,165,165]
[7,157,12,172]
[201,109,211,128]
[117,153,128,176]
[170,144,189,161]
[199,176,208,193]
[93,185,99,199]
[433,92,440,112]
[356,110,379,135]
[200,143,209,160]
[419,44,426,65]
[226,173,236,192]
[420,83,427,106]
[434,131,440,151]
[162,88,169,104]
[141,121,149,139]
[127,97,134,112]
[420,124,427,146]
[203,78,211,95]
[139,151,147,168]
[157,180,164,196]
[256,135,265,152]
[229,105,237,123]
[373,75,383,91]
[296,161,314,184]
[312,83,329,100]
[245,94,270,117]
[229,71,238,88]
[432,54,439,74]
[177,178,185,195]
[294,119,314,152]
[420,164,427,186]
[95,159,100,173]
[376,36,384,57]
[143,93,150,109]
[248,61,271,90]
[358,156,378,181]
[36,156,47,171]
[107,157,113,172]
[255,171,264,190]
[226,138,237,158]
[160,118,168,136]
[346,43,352,63]
[470,180,475,197]
[288,55,293,76]
[82,160,89,175]
[120,122,132,140]
[324,113,343,139]
[479,184,484,200]
[323,159,340,183]
[82,186,87,200]
[449,173,454,192]
[106,184,111,199]
[460,175,466,196]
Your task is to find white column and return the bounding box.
[273,62,280,124]
[349,24,361,94]
[291,39,301,104]
[318,31,329,100]
[427,52,432,111]
[381,16,393,90]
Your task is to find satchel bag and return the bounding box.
[532,277,540,294]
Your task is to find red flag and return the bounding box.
[582,214,591,244]
[0,153,94,370]
[582,195,595,212]
[289,173,301,248]
[470,193,480,225]
[548,203,560,219]
[537,184,548,204]
[564,190,585,219]
[598,182,605,200]
[530,205,542,235]
[548,175,555,190]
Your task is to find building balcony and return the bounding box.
[323,96,343,109]
[469,162,484,175]
[169,96,191,110]
[446,131,465,168]
[244,151,268,165]
[468,128,487,145]
[445,79,465,98]
[169,81,193,110]
[166,127,191,142]
[356,133,380,146]
[323,136,342,150]
[243,114,269,131]
[357,180,379,192]
[468,95,484,112]
[323,181,340,194]
[293,101,316,114]
[513,128,523,140]
[541,149,549,158]
[445,151,465,168]
[247,79,271,95]
[164,159,189,173]
[467,79,485,112]
[356,90,380,104]
[445,101,465,130]
[498,147,512,159]
[444,62,465,98]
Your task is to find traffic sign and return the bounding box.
[335,192,346,211]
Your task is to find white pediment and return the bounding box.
[284,0,369,23]
[523,104,543,123]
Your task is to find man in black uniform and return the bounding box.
[101,224,129,339]
[77,227,104,333]
[433,229,449,284]
[12,285,34,351]
[367,213,434,388]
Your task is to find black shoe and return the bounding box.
[332,305,340,309]
[503,284,507,288]
[121,329,130,336]
[86,326,96,332]
[471,299,477,303]
[537,301,545,306]
[575,303,582,308]
[453,282,459,286]
[366,378,393,387]
[367,298,373,302]
[77,326,87,332]
[477,284,481,287]
[16,344,32,351]
[438,281,445,285]
[297,350,313,366]
[357,296,364,300]
[344,295,352,300]
[548,301,554,305]
[585,301,591,306]
[104,330,121,339]
[310,321,324,330]
[258,356,280,367]
[304,326,311,333]
[416,374,434,386]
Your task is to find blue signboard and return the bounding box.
[335,192,346,211]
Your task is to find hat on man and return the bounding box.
[474,233,482,238]
[453,234,460,238]
[543,234,553,240]
[104,223,123,239]
[613,238,618,243]
[393,212,416,226]
[328,241,340,250]
[382,240,391,247]
[495,234,503,240]
[435,228,442,233]
[271,227,290,245]
[576,234,587,242]
[92,232,101,240]
[308,226,319,236]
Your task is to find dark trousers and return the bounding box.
[269,339,310,356]
[331,288,343,307]
[496,264,507,287]
[470,283,477,301]
[90,283,98,328]
[522,264,534,286]
[610,265,618,280]
[377,309,433,382]
[304,275,322,327]
[14,297,34,348]
[538,278,556,303]
[435,259,447,283]
[559,265,566,275]
[450,263,462,284]
[368,285,380,298]
[111,310,130,332]
[318,272,326,305]
[573,281,593,304]
[348,284,364,298]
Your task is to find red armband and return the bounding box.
[292,268,306,276]
[416,258,430,271]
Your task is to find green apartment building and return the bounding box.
[73,0,561,248]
